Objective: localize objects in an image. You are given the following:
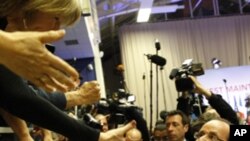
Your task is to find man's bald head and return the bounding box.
[196,118,230,141]
[125,128,142,141]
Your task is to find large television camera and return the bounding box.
[169,59,204,92]
[83,90,150,141]
[96,91,141,126]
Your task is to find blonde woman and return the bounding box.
[0,0,79,92]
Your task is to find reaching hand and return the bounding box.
[0,30,79,92]
[99,120,137,141]
[77,81,101,104]
[189,75,212,98]
[65,81,101,108]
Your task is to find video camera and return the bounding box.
[83,90,141,129]
[82,91,149,141]
[110,89,136,104]
[169,59,204,92]
[98,89,142,124]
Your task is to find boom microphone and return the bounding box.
[145,54,166,67]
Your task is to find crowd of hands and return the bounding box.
[0,29,139,141]
[23,71,233,141]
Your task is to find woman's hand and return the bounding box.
[0,30,80,92]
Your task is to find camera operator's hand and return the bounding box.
[189,76,212,99]
[65,81,101,109]
[99,120,136,141]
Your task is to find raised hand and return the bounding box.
[0,30,79,92]
[65,81,101,108]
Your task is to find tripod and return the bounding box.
[146,40,166,133]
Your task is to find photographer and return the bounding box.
[176,75,238,124]
[173,75,238,141]
[189,76,238,125]
[170,60,238,125]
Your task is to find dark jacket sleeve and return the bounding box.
[29,86,67,110]
[0,65,100,141]
[208,93,239,124]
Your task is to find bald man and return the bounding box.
[125,128,142,141]
[195,118,230,141]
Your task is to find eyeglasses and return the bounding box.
[194,131,224,141]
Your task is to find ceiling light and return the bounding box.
[137,0,153,23]
[137,8,151,22]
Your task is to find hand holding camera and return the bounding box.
[188,76,212,99]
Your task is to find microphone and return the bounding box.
[155,39,161,51]
[145,54,166,67]
[223,79,227,83]
[150,55,166,66]
[169,68,179,80]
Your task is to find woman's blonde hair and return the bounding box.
[23,0,82,27]
[0,0,26,16]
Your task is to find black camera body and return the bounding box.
[80,90,139,131]
[169,59,204,92]
[110,89,136,104]
[82,89,142,130]
[82,101,133,130]
[96,98,141,126]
